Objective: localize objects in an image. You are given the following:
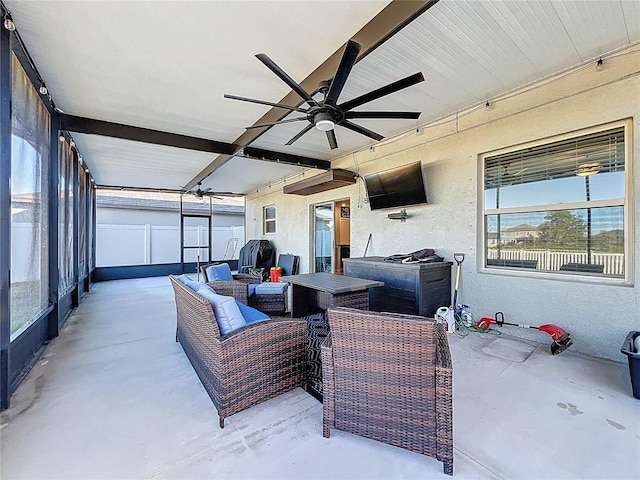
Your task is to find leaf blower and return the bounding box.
[477,312,573,355]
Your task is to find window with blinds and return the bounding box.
[482,121,630,279]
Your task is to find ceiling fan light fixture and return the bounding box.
[3,14,15,31]
[316,119,335,131]
[314,112,335,131]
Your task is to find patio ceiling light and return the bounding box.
[39,83,48,95]
[3,13,15,31]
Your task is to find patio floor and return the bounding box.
[1,276,638,480]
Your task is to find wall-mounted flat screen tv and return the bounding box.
[364,161,428,210]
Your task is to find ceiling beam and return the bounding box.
[60,114,238,155]
[243,147,330,170]
[184,0,438,192]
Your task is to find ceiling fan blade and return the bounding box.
[224,94,308,113]
[339,72,425,111]
[286,124,314,145]
[325,40,361,106]
[255,53,319,107]
[345,111,421,120]
[326,130,338,150]
[245,117,308,129]
[339,120,384,141]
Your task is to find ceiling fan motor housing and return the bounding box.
[311,108,343,131]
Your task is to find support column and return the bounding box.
[71,147,79,307]
[47,116,60,339]
[83,169,91,291]
[0,13,12,409]
[144,223,151,264]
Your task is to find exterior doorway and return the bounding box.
[311,199,350,274]
[334,199,351,274]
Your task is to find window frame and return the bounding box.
[263,205,276,235]
[478,119,633,285]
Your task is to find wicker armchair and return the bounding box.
[321,307,454,475]
[169,275,306,428]
[200,263,286,316]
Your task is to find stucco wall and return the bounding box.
[246,46,640,361]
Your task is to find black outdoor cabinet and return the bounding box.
[343,256,452,317]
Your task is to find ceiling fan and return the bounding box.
[225,39,425,150]
[192,182,212,198]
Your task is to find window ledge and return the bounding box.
[479,266,633,287]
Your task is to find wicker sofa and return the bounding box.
[169,275,306,428]
[321,307,454,475]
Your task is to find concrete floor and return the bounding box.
[1,276,638,480]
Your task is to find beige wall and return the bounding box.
[246,45,640,361]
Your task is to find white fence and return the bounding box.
[97,224,245,267]
[487,249,624,276]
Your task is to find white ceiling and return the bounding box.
[5,0,639,194]
[252,0,640,158]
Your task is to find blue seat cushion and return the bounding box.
[196,286,246,335]
[254,282,288,295]
[236,301,270,325]
[248,283,257,296]
[205,263,234,281]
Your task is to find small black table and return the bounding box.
[281,273,384,400]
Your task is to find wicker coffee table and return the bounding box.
[281,273,384,400]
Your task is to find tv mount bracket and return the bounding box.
[387,209,409,222]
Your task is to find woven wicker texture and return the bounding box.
[249,293,287,315]
[322,307,453,475]
[312,290,369,311]
[170,276,306,427]
[305,313,329,397]
[201,263,287,316]
[205,280,250,305]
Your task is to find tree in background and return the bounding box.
[537,211,586,251]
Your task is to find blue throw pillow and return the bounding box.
[185,279,206,291]
[175,274,206,291]
[248,283,257,296]
[236,301,270,325]
[196,286,246,335]
[205,263,234,281]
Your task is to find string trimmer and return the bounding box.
[477,312,573,355]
